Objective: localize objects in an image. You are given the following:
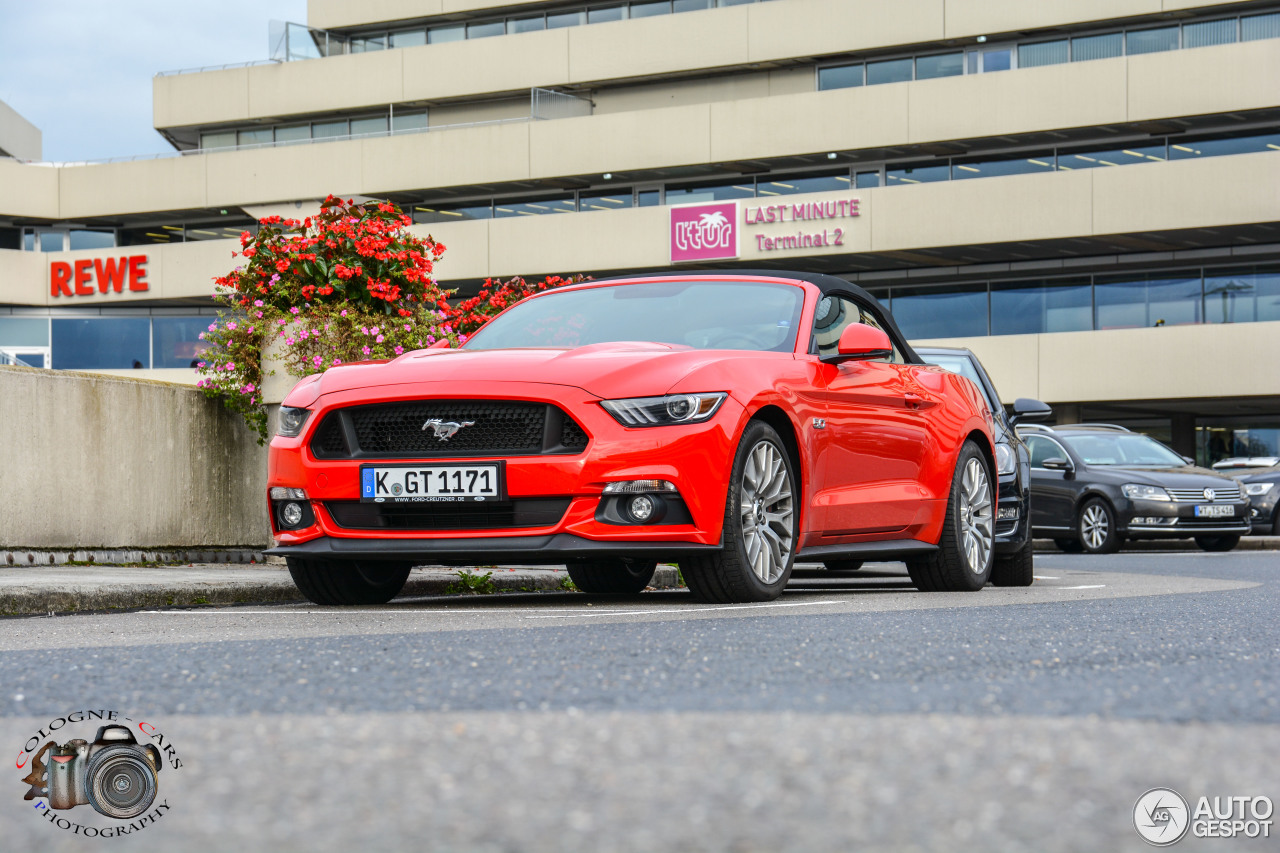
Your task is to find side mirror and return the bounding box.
[1008,397,1052,426]
[821,324,892,363]
[1181,455,1195,465]
[1041,457,1072,471]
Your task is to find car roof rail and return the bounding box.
[1014,423,1055,433]
[1054,423,1132,432]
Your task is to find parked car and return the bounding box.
[1215,459,1280,535]
[266,270,998,604]
[1016,423,1251,553]
[915,347,1051,585]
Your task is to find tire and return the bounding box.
[906,441,995,592]
[287,557,411,605]
[823,560,863,571]
[1195,535,1240,552]
[1077,498,1122,554]
[566,559,657,594]
[990,538,1034,587]
[1054,538,1084,554]
[681,421,798,603]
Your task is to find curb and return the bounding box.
[0,548,267,567]
[1033,537,1280,552]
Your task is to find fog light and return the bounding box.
[281,502,304,527]
[997,507,1018,520]
[628,495,656,523]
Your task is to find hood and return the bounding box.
[290,342,784,403]
[1233,468,1280,483]
[1107,465,1243,488]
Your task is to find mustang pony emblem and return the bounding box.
[422,419,476,441]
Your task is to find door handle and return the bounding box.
[903,392,934,410]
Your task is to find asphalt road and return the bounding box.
[2,551,1276,852]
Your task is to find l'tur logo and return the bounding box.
[671,201,739,263]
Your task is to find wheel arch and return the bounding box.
[749,405,804,503]
[964,428,996,484]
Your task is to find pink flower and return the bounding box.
[290,307,300,315]
[459,335,468,343]
[198,332,205,341]
[226,362,235,370]
[394,346,403,355]
[255,311,263,319]
[340,309,347,317]
[254,299,264,307]
[244,383,255,392]
[227,322,237,331]
[312,355,323,367]
[332,358,342,365]
[361,346,371,355]
[375,335,384,343]
[208,323,216,332]
[285,338,295,346]
[197,362,206,368]
[404,324,412,331]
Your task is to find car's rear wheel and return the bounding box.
[682,421,797,603]
[990,538,1034,587]
[1077,498,1122,554]
[906,441,994,592]
[287,558,411,605]
[566,559,657,594]
[823,560,863,571]
[1054,538,1084,553]
[1194,534,1240,552]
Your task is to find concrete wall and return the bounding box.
[0,99,42,161]
[0,366,268,548]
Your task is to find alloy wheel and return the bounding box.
[1080,503,1110,550]
[738,440,794,584]
[958,456,994,574]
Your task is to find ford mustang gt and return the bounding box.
[266,271,997,604]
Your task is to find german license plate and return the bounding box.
[360,464,503,503]
[1194,504,1234,518]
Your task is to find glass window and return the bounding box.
[0,317,49,347]
[350,116,388,136]
[1242,12,1280,41]
[350,35,385,52]
[508,15,545,33]
[1095,273,1202,329]
[23,231,34,251]
[855,171,881,189]
[495,195,577,217]
[915,52,963,80]
[1183,19,1237,49]
[866,57,913,85]
[68,230,115,251]
[184,221,256,242]
[391,110,428,132]
[37,231,64,252]
[1169,130,1280,159]
[119,225,181,246]
[588,7,627,23]
[818,64,863,90]
[757,171,850,196]
[674,0,712,10]
[153,317,212,368]
[811,294,862,358]
[885,162,949,186]
[274,124,310,143]
[200,131,236,150]
[990,277,1092,336]
[390,29,426,48]
[1204,265,1280,324]
[579,190,634,211]
[311,120,348,139]
[1025,434,1070,468]
[237,128,273,146]
[1058,142,1165,171]
[631,1,672,18]
[979,47,1012,72]
[1127,26,1179,55]
[665,180,756,204]
[427,25,465,43]
[890,285,988,339]
[1072,32,1123,62]
[467,21,505,39]
[951,152,1054,180]
[718,0,755,6]
[0,227,19,251]
[547,11,584,28]
[1018,39,1069,68]
[637,189,661,207]
[51,318,151,370]
[413,203,493,224]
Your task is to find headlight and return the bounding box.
[1246,482,1276,497]
[994,442,1016,475]
[277,407,310,438]
[1121,484,1173,502]
[601,393,727,427]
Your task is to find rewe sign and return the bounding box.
[50,256,149,298]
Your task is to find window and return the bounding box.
[1025,435,1069,468]
[495,195,576,217]
[665,180,756,203]
[889,284,988,339]
[915,52,963,80]
[885,163,949,186]
[274,124,310,143]
[427,25,465,43]
[1203,265,1280,324]
[579,190,634,211]
[951,152,1054,180]
[1095,273,1202,329]
[350,116,388,136]
[391,111,428,132]
[1127,26,1179,55]
[855,171,881,189]
[818,64,863,90]
[866,57,913,85]
[350,35,385,52]
[976,47,1012,72]
[637,189,661,207]
[1183,18,1237,48]
[35,231,64,252]
[588,7,626,23]
[547,11,584,28]
[51,318,151,369]
[413,202,493,223]
[237,128,273,146]
[390,29,426,47]
[811,293,860,357]
[153,317,211,368]
[200,131,236,150]
[1057,142,1165,171]
[68,230,115,251]
[467,21,505,39]
[1071,32,1123,61]
[756,171,850,196]
[1018,40,1069,68]
[631,1,672,18]
[1242,12,1280,41]
[990,278,1092,336]
[674,0,711,10]
[508,15,545,34]
[311,120,348,139]
[0,317,49,347]
[1169,130,1280,159]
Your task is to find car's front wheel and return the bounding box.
[287,558,411,605]
[682,421,797,603]
[566,559,657,594]
[990,537,1034,586]
[1194,535,1240,552]
[1077,498,1122,554]
[906,441,995,592]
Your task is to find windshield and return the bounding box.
[463,280,804,352]
[1060,433,1187,467]
[922,353,994,410]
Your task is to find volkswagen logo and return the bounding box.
[422,419,476,441]
[1203,488,1216,501]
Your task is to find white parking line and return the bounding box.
[1033,575,1059,580]
[520,599,848,619]
[1058,585,1106,590]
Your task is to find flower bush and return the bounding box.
[196,195,577,442]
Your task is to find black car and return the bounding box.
[916,347,1051,585]
[1016,424,1251,553]
[1215,457,1280,535]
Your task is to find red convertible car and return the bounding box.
[266,271,997,604]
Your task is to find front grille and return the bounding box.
[326,499,571,531]
[311,400,589,459]
[1167,488,1244,503]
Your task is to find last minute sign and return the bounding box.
[50,256,148,298]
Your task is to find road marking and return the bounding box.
[520,600,849,619]
[1033,575,1059,580]
[1058,584,1106,590]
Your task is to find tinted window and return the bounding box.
[866,58,912,85]
[1061,433,1185,466]
[890,285,988,339]
[818,64,863,90]
[52,318,150,369]
[1025,435,1069,468]
[991,278,1092,335]
[153,317,211,368]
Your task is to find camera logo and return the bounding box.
[17,710,181,839]
[1134,788,1191,846]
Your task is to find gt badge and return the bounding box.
[423,419,476,441]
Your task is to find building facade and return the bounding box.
[1,0,1278,463]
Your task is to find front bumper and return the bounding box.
[1121,497,1251,538]
[1246,494,1278,535]
[993,472,1029,554]
[266,533,722,565]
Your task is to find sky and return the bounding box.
[0,0,307,162]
